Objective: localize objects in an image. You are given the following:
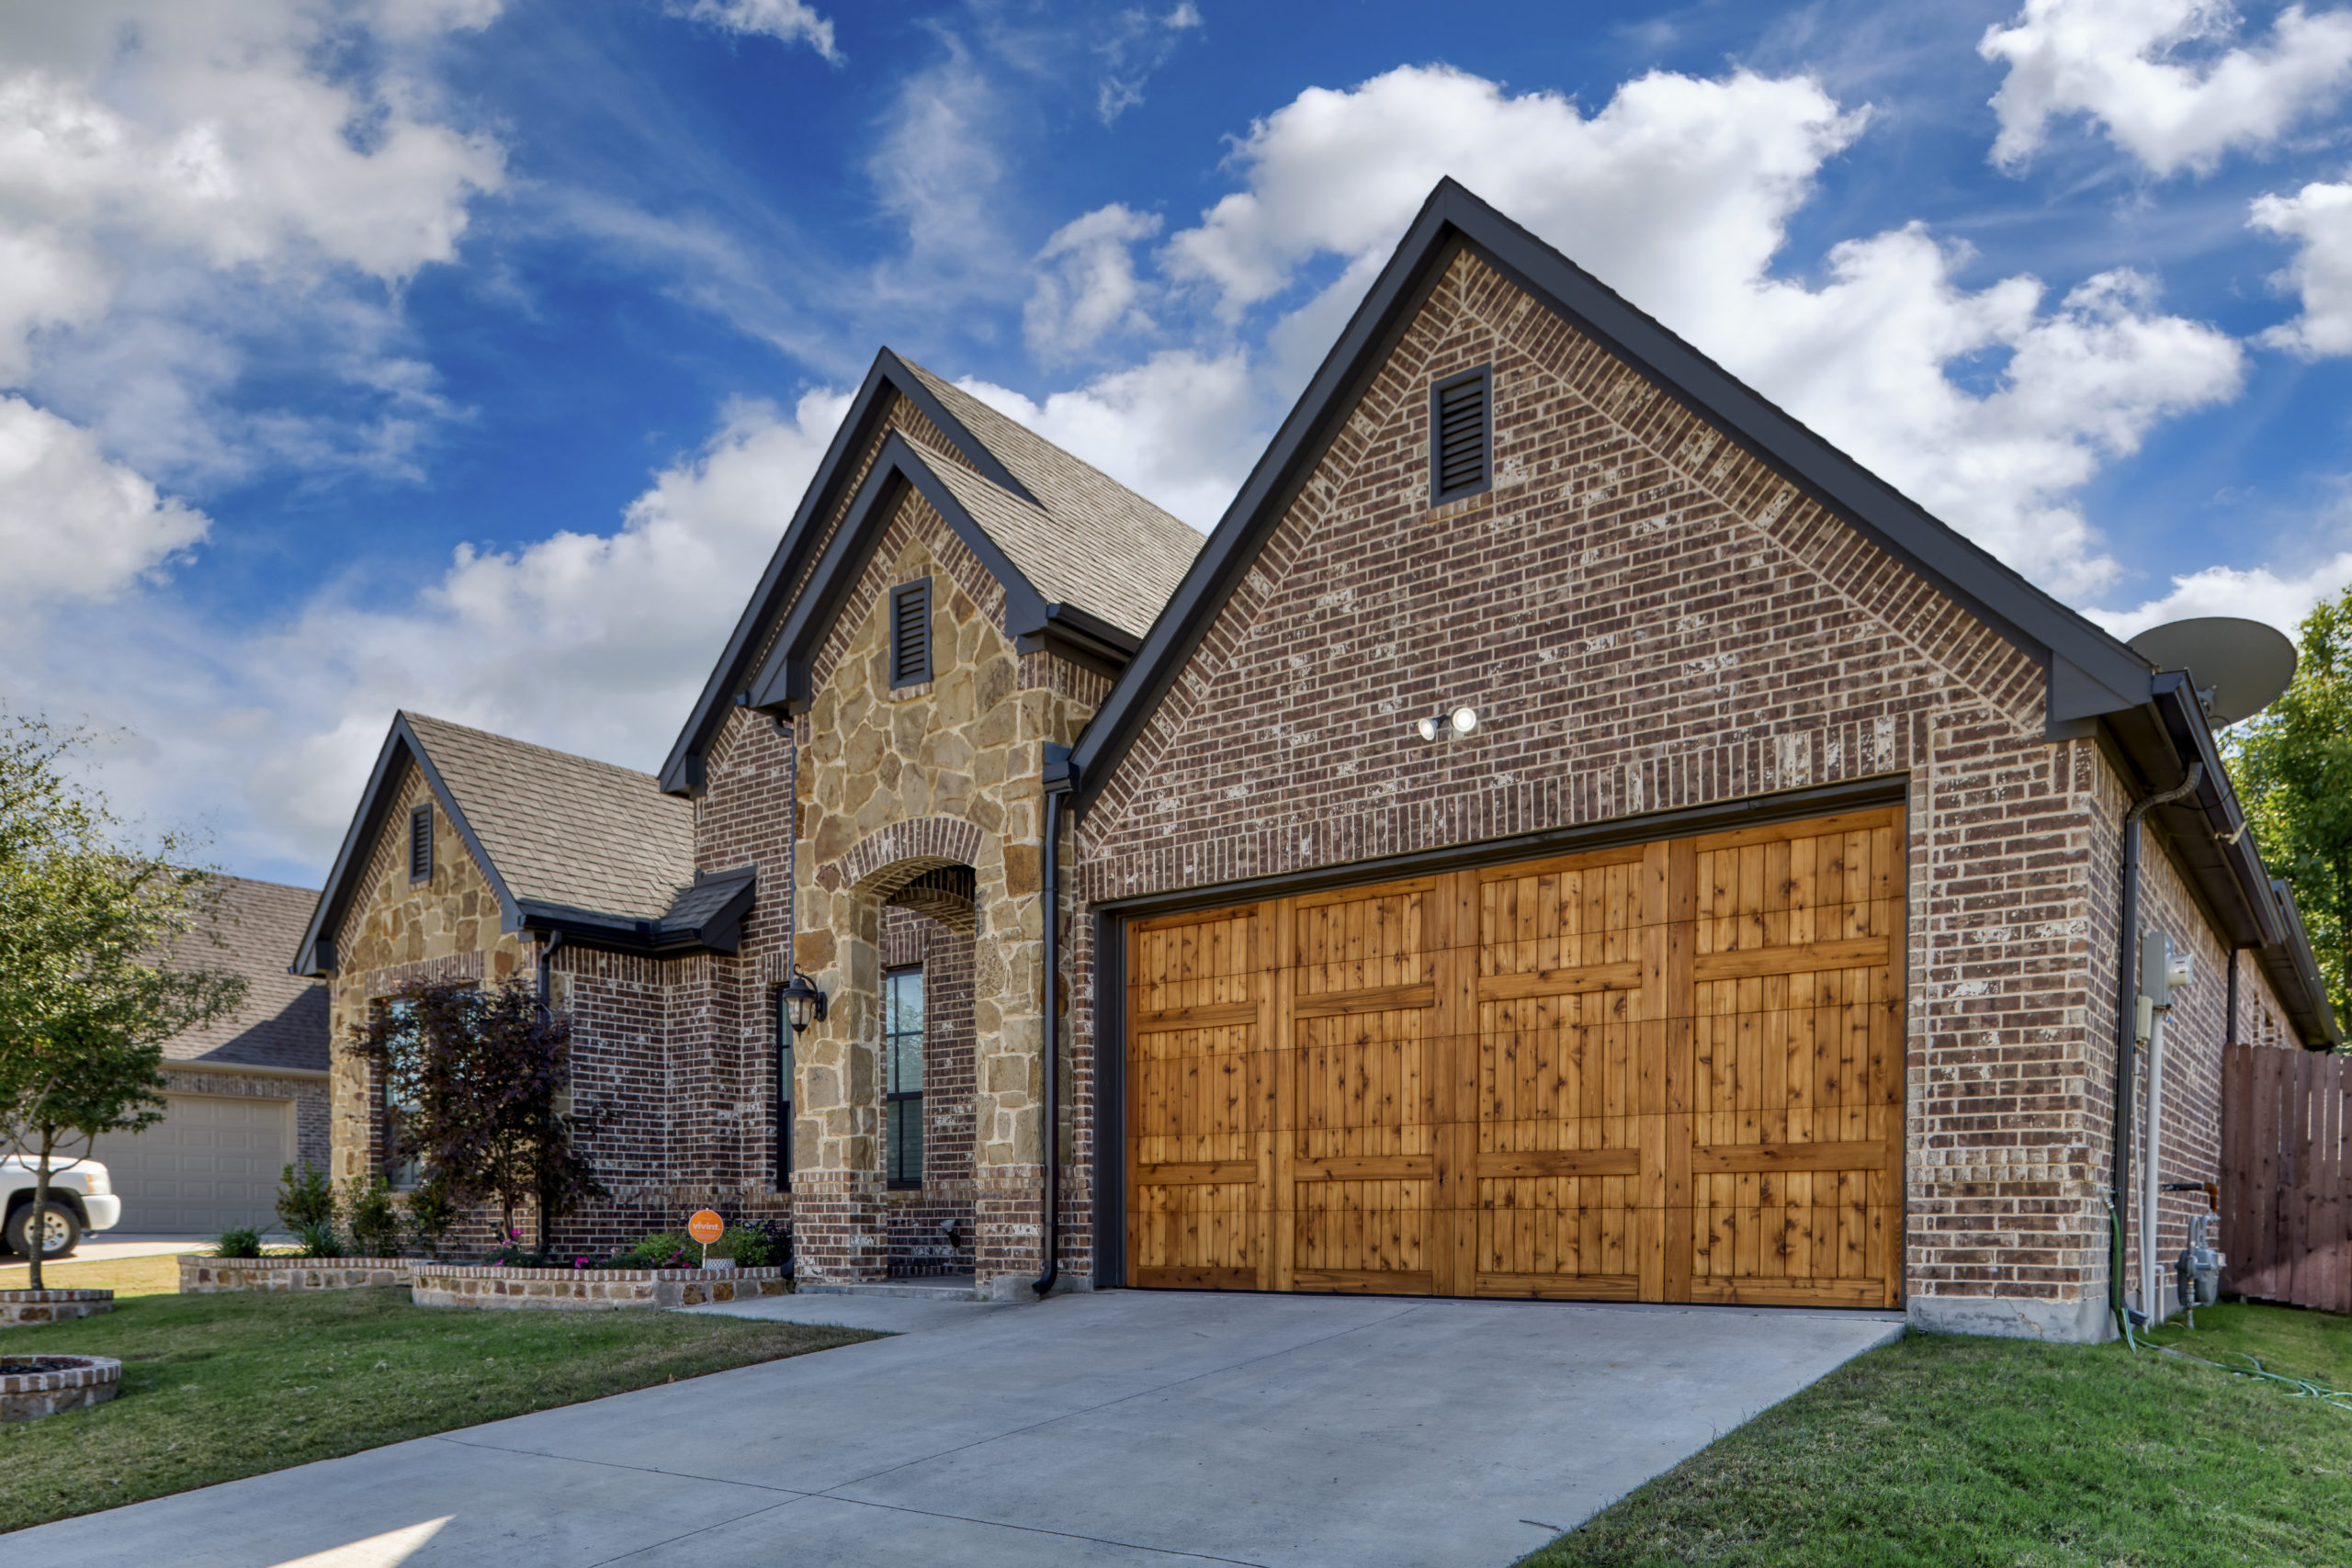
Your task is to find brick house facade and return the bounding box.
[300,179,2335,1337]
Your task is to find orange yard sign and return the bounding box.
[687,1210,724,1246]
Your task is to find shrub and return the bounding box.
[342,1175,401,1257]
[403,1176,458,1260]
[275,1162,335,1232]
[291,1218,345,1258]
[618,1232,694,1269]
[212,1225,263,1258]
[722,1222,787,1269]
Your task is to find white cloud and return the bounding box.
[1146,63,2243,597]
[955,351,1260,530]
[2085,552,2352,638]
[1980,0,2352,177]
[2,389,851,873]
[0,0,505,500]
[1096,4,1204,124]
[669,0,842,64]
[1023,204,1163,360]
[2252,175,2352,355]
[0,394,209,604]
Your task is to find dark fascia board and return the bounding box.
[513,865,757,958]
[1068,176,2157,817]
[747,433,1073,714]
[657,349,1039,798]
[290,713,522,976]
[2259,879,2343,1048]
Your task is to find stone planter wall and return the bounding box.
[1,1289,113,1326]
[411,1264,789,1311]
[179,1257,413,1294]
[1,1355,120,1422]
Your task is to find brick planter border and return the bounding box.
[411,1264,790,1311]
[0,1289,114,1326]
[179,1257,413,1294]
[0,1355,120,1422]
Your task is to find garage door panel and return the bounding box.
[91,1092,292,1234]
[1125,806,1905,1309]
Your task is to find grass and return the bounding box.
[0,1253,198,1298]
[1524,1302,2352,1568]
[0,1287,873,1533]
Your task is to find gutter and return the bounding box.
[1034,745,1077,1297]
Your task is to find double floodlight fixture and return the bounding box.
[1416,705,1481,743]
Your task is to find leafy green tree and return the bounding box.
[353,977,604,1251]
[2230,587,2352,1032]
[0,715,246,1285]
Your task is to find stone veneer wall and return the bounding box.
[410,1264,787,1311]
[180,1256,412,1292]
[1069,247,2152,1337]
[0,1290,113,1325]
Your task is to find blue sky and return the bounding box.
[8,0,2352,886]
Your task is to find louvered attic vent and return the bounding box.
[1430,365,1493,504]
[408,803,433,883]
[890,577,933,687]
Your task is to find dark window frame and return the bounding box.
[408,802,434,883]
[882,964,925,1189]
[1429,364,1494,506]
[376,997,424,1191]
[774,987,794,1191]
[888,577,933,688]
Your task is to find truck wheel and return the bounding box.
[5,1201,81,1260]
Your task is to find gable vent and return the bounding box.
[1430,366,1492,504]
[408,803,433,883]
[890,578,932,687]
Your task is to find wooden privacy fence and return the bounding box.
[2223,1043,2350,1314]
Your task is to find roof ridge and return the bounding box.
[401,710,662,785]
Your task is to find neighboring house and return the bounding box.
[302,179,2336,1339]
[85,874,331,1235]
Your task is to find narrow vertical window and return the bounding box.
[379,998,422,1190]
[408,803,434,883]
[883,965,924,1187]
[775,988,795,1190]
[1430,365,1493,505]
[889,578,932,687]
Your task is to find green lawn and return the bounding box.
[1525,1302,2352,1568]
[0,1287,873,1534]
[0,1252,199,1298]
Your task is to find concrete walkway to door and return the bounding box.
[9,1290,1903,1568]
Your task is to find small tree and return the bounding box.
[0,716,245,1287]
[2230,586,2352,1031]
[352,978,603,1250]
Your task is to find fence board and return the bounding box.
[2223,1044,2352,1314]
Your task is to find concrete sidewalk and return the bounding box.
[8,1290,1904,1568]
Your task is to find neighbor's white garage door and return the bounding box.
[89,1094,292,1235]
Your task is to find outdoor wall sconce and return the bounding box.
[1416,706,1480,742]
[780,970,829,1033]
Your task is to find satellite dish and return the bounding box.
[2127,617,2298,725]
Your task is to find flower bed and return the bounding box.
[0,1355,119,1423]
[0,1289,113,1326]
[179,1257,412,1294]
[411,1263,788,1311]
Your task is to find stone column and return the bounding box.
[789,888,888,1284]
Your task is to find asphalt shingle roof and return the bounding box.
[164,874,329,1072]
[899,360,1206,639]
[402,712,695,923]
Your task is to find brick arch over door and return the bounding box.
[828,816,986,897]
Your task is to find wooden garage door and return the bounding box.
[1125,807,1905,1308]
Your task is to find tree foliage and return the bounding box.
[351,977,604,1249]
[2229,587,2352,1032]
[0,714,246,1285]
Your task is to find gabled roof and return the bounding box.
[1061,175,2337,1046]
[165,874,328,1073]
[294,712,742,976]
[658,349,1203,795]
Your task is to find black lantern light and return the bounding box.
[780,969,829,1034]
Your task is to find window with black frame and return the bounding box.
[379,997,423,1190]
[883,965,924,1187]
[775,987,794,1190]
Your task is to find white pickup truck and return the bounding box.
[3,1156,121,1260]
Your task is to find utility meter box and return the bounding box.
[2141,930,2193,1008]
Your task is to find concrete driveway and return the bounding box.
[10,1289,1902,1568]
